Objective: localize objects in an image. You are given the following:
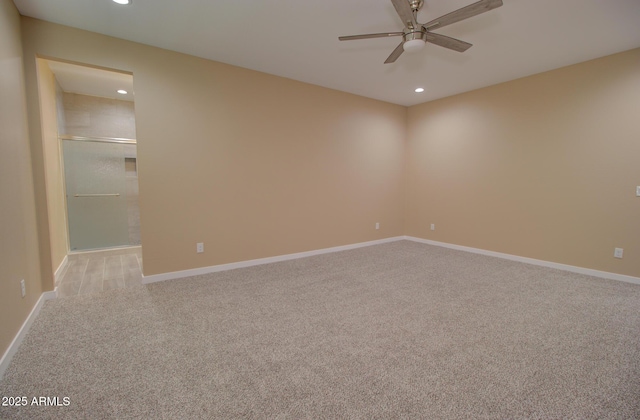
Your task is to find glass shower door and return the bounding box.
[63,140,129,251]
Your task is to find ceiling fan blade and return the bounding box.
[339,32,404,41]
[384,42,405,64]
[391,0,417,29]
[423,0,503,30]
[426,32,472,52]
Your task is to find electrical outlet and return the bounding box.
[196,242,204,253]
[375,222,380,230]
[614,248,623,259]
[430,224,435,231]
[20,279,26,298]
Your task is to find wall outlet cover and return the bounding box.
[196,242,204,253]
[614,248,623,259]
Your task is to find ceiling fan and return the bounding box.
[339,0,503,63]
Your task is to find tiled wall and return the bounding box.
[61,93,136,139]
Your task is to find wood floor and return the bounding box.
[56,247,143,298]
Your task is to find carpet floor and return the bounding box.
[1,241,639,419]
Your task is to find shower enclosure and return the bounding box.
[62,136,139,251]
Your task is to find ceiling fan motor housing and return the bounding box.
[403,29,427,53]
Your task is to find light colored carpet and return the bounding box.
[1,241,639,419]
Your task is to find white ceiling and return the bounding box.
[47,60,134,102]
[14,0,640,106]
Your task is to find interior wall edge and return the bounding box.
[35,57,68,276]
[53,255,69,285]
[20,19,55,293]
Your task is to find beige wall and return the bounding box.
[0,0,43,358]
[35,58,67,277]
[3,7,639,362]
[16,16,638,286]
[20,17,407,276]
[406,48,640,277]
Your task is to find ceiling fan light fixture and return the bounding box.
[117,89,128,94]
[415,88,425,93]
[338,0,503,64]
[403,39,426,53]
[112,0,131,5]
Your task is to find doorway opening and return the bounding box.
[37,58,143,293]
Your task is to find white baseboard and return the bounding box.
[143,235,639,286]
[54,255,69,286]
[405,236,640,285]
[0,290,57,380]
[143,236,405,284]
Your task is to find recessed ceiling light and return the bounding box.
[117,89,128,95]
[415,88,425,93]
[112,0,131,5]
